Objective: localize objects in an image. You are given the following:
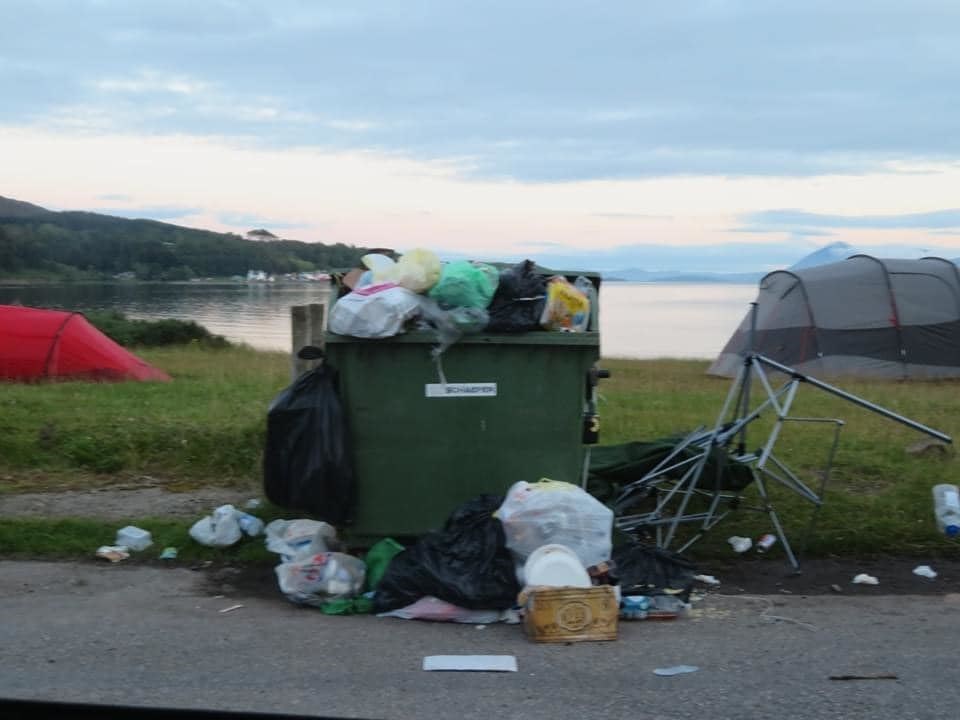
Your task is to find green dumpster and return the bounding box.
[323,272,601,540]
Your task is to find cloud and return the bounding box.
[742,208,960,230]
[92,205,201,220]
[94,70,208,95]
[4,1,960,181]
[217,212,308,230]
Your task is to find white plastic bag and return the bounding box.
[189,504,243,547]
[264,519,339,561]
[275,552,366,607]
[496,479,613,569]
[328,283,422,338]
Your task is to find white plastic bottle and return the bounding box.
[932,483,960,538]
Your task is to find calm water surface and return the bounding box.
[0,281,757,359]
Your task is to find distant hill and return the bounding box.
[0,196,366,280]
[603,267,765,283]
[0,196,52,219]
[788,241,860,270]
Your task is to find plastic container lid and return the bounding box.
[523,544,591,588]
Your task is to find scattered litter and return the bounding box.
[237,512,264,537]
[475,625,486,630]
[422,655,518,673]
[852,573,879,585]
[115,526,152,552]
[727,536,752,553]
[379,596,506,624]
[276,552,366,607]
[264,519,339,561]
[653,665,699,676]
[244,498,262,510]
[95,546,129,563]
[190,505,243,547]
[159,547,178,560]
[755,533,777,553]
[218,604,244,614]
[913,565,937,579]
[830,584,842,593]
[693,574,720,586]
[829,673,898,681]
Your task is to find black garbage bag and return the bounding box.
[485,259,547,332]
[373,495,520,612]
[612,541,697,601]
[263,357,355,525]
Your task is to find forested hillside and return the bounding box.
[0,196,366,280]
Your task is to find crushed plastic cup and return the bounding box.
[115,525,153,551]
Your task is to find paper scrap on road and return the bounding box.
[218,604,244,614]
[422,655,518,672]
[852,573,879,585]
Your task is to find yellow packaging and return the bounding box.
[539,277,590,331]
[522,586,618,643]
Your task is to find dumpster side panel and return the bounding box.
[326,338,598,538]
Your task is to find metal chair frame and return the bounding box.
[609,305,951,569]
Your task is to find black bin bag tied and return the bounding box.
[263,347,355,525]
[373,494,521,612]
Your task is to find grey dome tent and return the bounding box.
[708,255,960,380]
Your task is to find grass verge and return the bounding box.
[1,351,959,560]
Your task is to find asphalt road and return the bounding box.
[1,560,958,720]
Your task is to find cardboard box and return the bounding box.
[522,586,618,643]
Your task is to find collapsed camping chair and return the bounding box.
[588,349,950,570]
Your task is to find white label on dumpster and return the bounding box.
[425,383,497,398]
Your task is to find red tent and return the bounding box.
[0,305,171,382]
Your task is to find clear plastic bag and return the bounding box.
[328,283,422,338]
[189,504,243,547]
[275,551,367,607]
[495,480,613,568]
[264,518,340,561]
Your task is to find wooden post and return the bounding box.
[290,302,326,379]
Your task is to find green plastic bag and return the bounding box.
[428,261,499,309]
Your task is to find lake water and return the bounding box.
[0,281,758,359]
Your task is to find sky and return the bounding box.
[3,0,960,272]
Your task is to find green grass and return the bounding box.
[2,350,959,560]
[0,344,289,486]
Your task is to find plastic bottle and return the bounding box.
[932,483,960,538]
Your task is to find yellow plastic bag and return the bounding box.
[539,276,590,331]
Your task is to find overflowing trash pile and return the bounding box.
[328,250,596,344]
[253,480,697,642]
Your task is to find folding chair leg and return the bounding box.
[753,474,800,570]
